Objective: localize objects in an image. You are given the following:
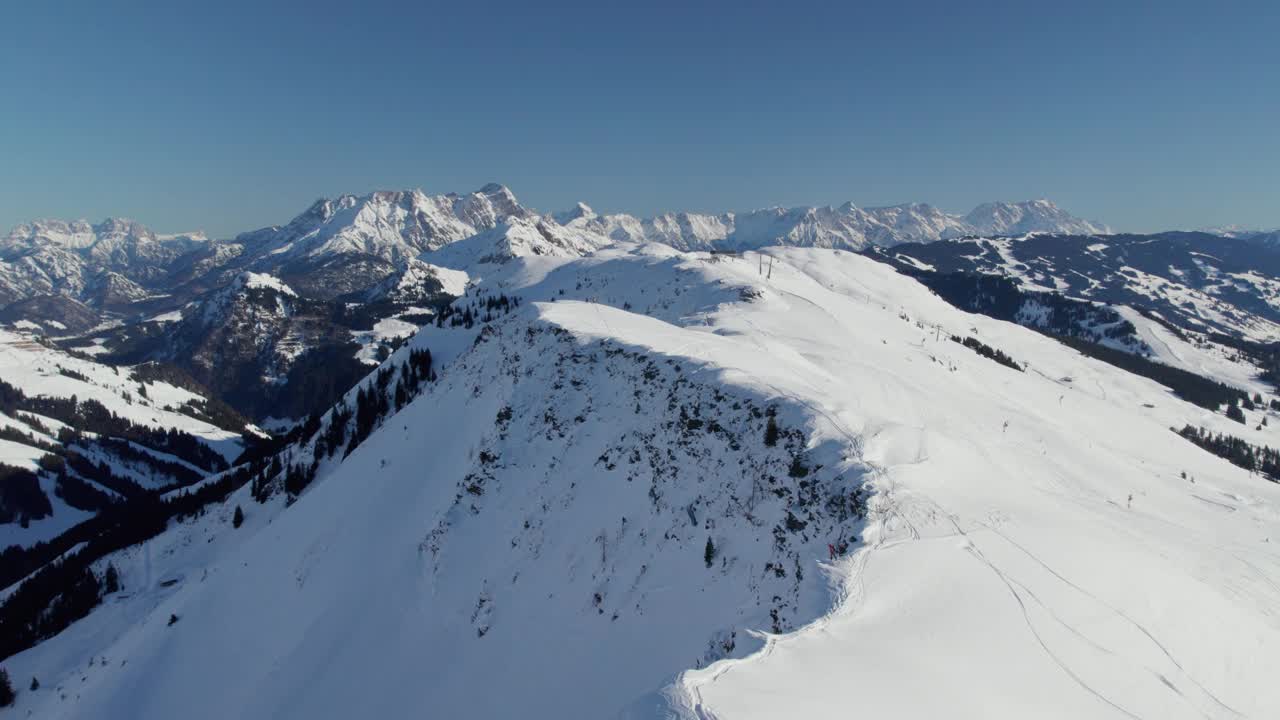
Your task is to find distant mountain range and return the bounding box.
[0,189,1108,317]
[0,187,1113,422]
[14,184,1280,427]
[568,197,1109,251]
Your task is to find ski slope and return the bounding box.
[6,246,1280,719]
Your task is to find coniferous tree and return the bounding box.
[704,537,716,568]
[788,455,810,478]
[29,676,38,691]
[232,505,244,528]
[764,415,779,447]
[0,668,13,707]
[251,471,270,503]
[104,563,120,594]
[1227,404,1246,424]
[284,463,312,495]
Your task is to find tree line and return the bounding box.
[1176,425,1280,481]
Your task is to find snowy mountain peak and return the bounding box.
[5,218,134,252]
[553,201,597,225]
[476,181,508,195]
[452,183,530,232]
[963,199,1110,237]
[236,185,535,267]
[91,217,153,239]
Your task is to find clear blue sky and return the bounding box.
[1,0,1277,237]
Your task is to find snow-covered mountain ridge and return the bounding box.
[0,219,207,312]
[0,187,1117,425]
[573,198,1110,252]
[0,189,1107,315]
[6,243,1280,719]
[1,218,207,257]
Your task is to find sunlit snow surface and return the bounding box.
[8,246,1280,719]
[0,329,246,549]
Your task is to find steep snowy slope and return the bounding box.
[5,244,1280,719]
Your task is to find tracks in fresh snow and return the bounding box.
[976,525,1243,719]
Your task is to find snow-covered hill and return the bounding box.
[420,215,612,272]
[361,258,468,305]
[877,231,1280,342]
[6,244,1279,719]
[0,329,246,549]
